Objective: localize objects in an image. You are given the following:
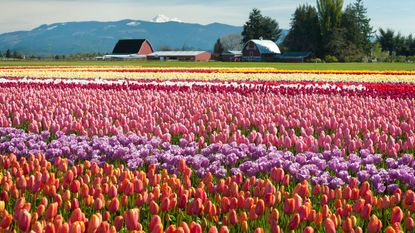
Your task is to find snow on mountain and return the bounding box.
[151,14,182,23]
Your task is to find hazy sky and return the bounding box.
[1,0,414,35]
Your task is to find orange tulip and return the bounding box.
[17,209,31,232]
[113,216,124,231]
[189,222,202,233]
[405,216,415,231]
[359,181,370,197]
[208,226,218,233]
[161,197,170,212]
[108,197,120,213]
[126,209,140,231]
[303,226,314,233]
[219,226,229,233]
[324,218,336,233]
[149,215,162,232]
[149,200,159,215]
[384,226,396,233]
[391,206,403,224]
[45,222,56,233]
[93,198,104,211]
[361,203,372,219]
[254,228,264,233]
[284,198,295,214]
[229,209,238,225]
[288,213,301,230]
[342,217,353,233]
[367,215,382,233]
[255,199,265,216]
[0,212,12,228]
[87,214,101,233]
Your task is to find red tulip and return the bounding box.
[149,200,159,215]
[113,216,124,231]
[284,198,295,214]
[125,209,140,231]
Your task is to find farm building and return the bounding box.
[103,39,154,59]
[221,50,242,62]
[241,39,281,62]
[278,52,313,62]
[147,51,211,62]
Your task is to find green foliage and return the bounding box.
[377,29,415,57]
[317,0,344,36]
[242,8,282,43]
[283,4,321,56]
[324,55,339,63]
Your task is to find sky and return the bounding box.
[0,0,414,35]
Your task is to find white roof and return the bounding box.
[148,51,208,57]
[248,39,281,54]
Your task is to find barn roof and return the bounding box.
[112,39,151,54]
[148,51,208,56]
[247,39,281,54]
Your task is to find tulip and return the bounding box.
[18,209,31,232]
[87,214,101,233]
[391,206,403,224]
[303,226,314,233]
[368,215,382,233]
[288,213,301,230]
[324,218,336,233]
[149,200,159,215]
[108,197,119,213]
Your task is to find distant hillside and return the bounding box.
[0,19,245,55]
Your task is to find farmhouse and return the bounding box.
[241,39,281,62]
[103,39,154,59]
[147,51,211,62]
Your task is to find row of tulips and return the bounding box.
[2,66,415,75]
[1,127,414,192]
[1,153,415,232]
[1,67,415,82]
[0,81,414,157]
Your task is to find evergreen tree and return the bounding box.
[283,4,321,56]
[5,49,11,58]
[213,38,224,55]
[242,8,282,43]
[378,28,396,54]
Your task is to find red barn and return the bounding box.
[112,39,154,55]
[242,39,281,62]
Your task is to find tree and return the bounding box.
[378,28,396,54]
[283,4,322,56]
[341,0,373,55]
[317,0,344,36]
[220,33,243,51]
[213,39,224,55]
[242,8,282,43]
[5,49,11,58]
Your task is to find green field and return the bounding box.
[1,60,415,70]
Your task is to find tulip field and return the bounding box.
[1,66,415,233]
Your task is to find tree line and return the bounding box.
[214,0,415,62]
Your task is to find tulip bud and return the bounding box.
[324,218,336,233]
[125,208,140,231]
[288,213,301,230]
[391,206,403,224]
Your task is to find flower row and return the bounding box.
[1,127,414,192]
[2,66,415,75]
[0,81,414,157]
[1,67,415,83]
[1,153,415,233]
